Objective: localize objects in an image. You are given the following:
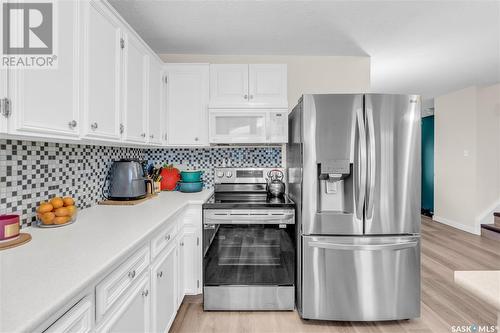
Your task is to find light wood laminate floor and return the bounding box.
[170,216,500,333]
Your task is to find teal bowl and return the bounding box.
[180,171,203,183]
[178,181,203,193]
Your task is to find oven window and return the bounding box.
[203,224,295,286]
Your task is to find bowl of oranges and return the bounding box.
[36,197,77,228]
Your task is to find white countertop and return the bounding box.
[0,190,213,333]
[454,270,500,310]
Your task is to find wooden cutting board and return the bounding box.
[98,193,158,206]
[0,233,32,251]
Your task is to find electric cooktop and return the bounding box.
[203,192,295,209]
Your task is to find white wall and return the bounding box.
[476,84,500,224]
[159,54,371,109]
[434,83,500,234]
[434,87,478,233]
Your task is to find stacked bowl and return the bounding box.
[178,171,204,193]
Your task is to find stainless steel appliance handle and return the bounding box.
[204,213,295,224]
[354,107,367,220]
[365,105,376,220]
[308,240,418,251]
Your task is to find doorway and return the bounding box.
[421,115,434,216]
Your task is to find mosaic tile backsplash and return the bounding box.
[0,139,282,228]
[145,147,282,188]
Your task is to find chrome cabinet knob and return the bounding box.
[165,234,170,241]
[194,137,199,141]
[128,270,136,279]
[119,123,124,134]
[141,289,149,297]
[141,133,146,138]
[157,271,163,278]
[244,94,248,99]
[68,120,77,129]
[180,242,184,246]
[90,122,98,130]
[150,134,154,139]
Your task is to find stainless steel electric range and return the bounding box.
[202,168,295,311]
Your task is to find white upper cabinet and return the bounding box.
[81,0,122,141]
[122,32,148,143]
[148,59,164,145]
[8,1,80,138]
[165,64,209,146]
[209,64,287,108]
[248,64,288,107]
[209,64,249,107]
[0,69,8,133]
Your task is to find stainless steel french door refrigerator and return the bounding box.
[287,94,421,321]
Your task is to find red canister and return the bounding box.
[0,215,20,241]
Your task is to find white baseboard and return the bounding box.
[433,215,479,235]
[475,197,500,229]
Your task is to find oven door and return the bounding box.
[203,209,295,286]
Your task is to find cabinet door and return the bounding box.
[122,32,148,143]
[177,235,185,306]
[165,64,209,146]
[45,296,94,333]
[148,58,164,145]
[151,242,177,333]
[248,64,287,107]
[209,64,249,107]
[0,68,7,133]
[180,229,200,295]
[97,273,151,333]
[82,0,121,141]
[8,0,80,138]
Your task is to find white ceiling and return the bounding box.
[109,1,500,99]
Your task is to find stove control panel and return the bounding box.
[214,168,286,184]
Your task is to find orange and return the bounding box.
[41,212,55,225]
[55,207,70,217]
[63,197,75,206]
[53,216,71,225]
[66,205,77,217]
[37,203,54,213]
[50,197,64,209]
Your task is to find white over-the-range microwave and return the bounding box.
[208,109,288,144]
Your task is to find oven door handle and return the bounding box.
[204,213,295,225]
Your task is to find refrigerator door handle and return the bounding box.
[365,105,376,220]
[307,240,419,251]
[354,107,367,221]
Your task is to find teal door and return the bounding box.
[421,116,434,214]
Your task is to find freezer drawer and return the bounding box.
[301,235,420,321]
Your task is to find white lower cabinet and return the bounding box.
[151,241,178,333]
[180,228,200,295]
[97,273,151,333]
[42,204,203,333]
[45,296,94,333]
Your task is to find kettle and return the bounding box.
[106,159,148,200]
[267,169,286,197]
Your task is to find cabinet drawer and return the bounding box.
[45,296,93,333]
[151,222,177,259]
[96,245,150,321]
